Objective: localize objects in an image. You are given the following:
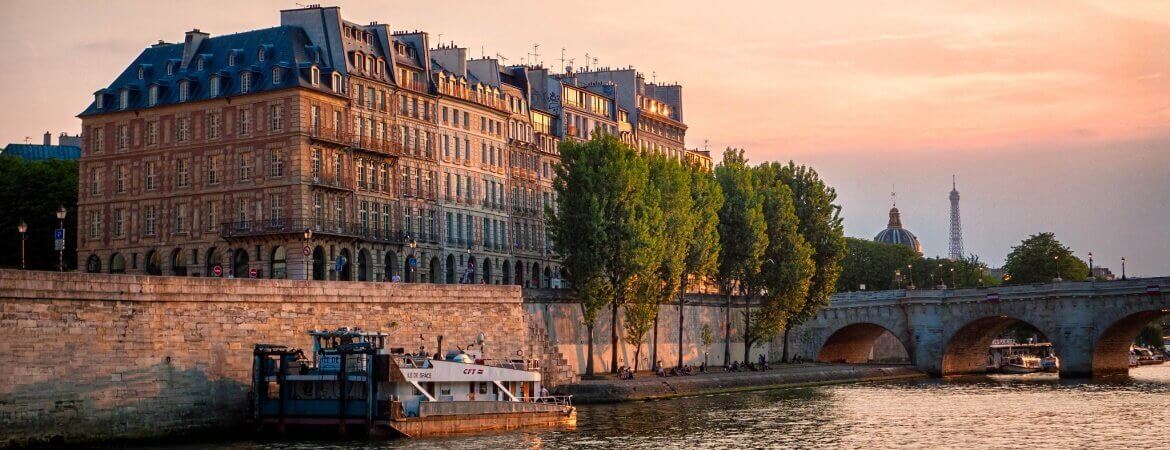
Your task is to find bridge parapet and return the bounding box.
[828,277,1170,308]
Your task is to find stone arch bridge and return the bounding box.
[799,278,1170,377]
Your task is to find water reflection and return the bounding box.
[127,365,1170,450]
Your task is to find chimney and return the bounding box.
[43,132,51,146]
[181,28,209,70]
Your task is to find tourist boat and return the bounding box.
[999,354,1042,374]
[1040,355,1060,373]
[251,327,575,438]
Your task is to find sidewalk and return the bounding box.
[558,363,925,403]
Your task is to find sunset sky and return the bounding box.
[1,0,1167,274]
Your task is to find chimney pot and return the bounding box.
[43,132,51,146]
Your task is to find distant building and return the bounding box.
[1,132,82,160]
[874,196,923,255]
[1091,267,1115,280]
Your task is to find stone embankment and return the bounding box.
[559,364,925,403]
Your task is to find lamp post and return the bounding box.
[1087,252,1093,280]
[408,237,417,282]
[1121,257,1126,280]
[907,264,915,290]
[950,267,956,289]
[56,206,66,272]
[17,219,27,270]
[303,228,313,280]
[465,245,472,284]
[1053,255,1060,281]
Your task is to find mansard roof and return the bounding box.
[80,26,338,117]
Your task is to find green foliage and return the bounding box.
[771,162,845,324]
[0,156,78,270]
[715,149,767,295]
[648,155,694,303]
[752,180,815,347]
[1002,232,1087,284]
[1135,323,1163,347]
[682,168,723,291]
[836,237,920,291]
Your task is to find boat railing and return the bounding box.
[515,395,573,407]
[482,358,542,372]
[415,396,573,417]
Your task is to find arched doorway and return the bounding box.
[110,253,126,274]
[337,248,352,281]
[385,251,398,281]
[270,246,287,279]
[232,248,250,278]
[531,263,540,288]
[817,323,911,364]
[429,256,440,284]
[482,258,492,284]
[312,246,326,280]
[501,259,511,285]
[171,248,187,276]
[357,249,370,281]
[515,260,524,286]
[205,247,221,277]
[543,266,552,288]
[941,316,1057,376]
[405,253,417,282]
[445,254,456,284]
[1092,310,1170,377]
[86,254,101,273]
[145,249,162,275]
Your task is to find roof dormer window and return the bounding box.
[240,71,252,94]
[228,52,236,67]
[197,57,205,72]
[96,93,104,109]
[119,89,129,109]
[257,47,265,62]
[366,56,373,73]
[311,66,320,86]
[331,73,342,93]
[178,80,189,102]
[148,85,158,106]
[376,59,384,76]
[210,76,220,97]
[166,61,174,76]
[272,67,282,85]
[137,66,145,80]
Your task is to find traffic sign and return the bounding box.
[249,268,258,279]
[54,239,65,251]
[54,228,64,240]
[213,265,223,277]
[302,245,311,256]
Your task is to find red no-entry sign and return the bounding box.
[303,245,312,256]
[213,265,223,277]
[249,268,258,279]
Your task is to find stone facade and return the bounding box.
[0,270,539,445]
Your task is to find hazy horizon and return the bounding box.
[1,0,1166,274]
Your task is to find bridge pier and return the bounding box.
[907,304,945,376]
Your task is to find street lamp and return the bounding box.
[303,228,313,280]
[950,267,956,289]
[465,246,472,284]
[907,264,915,290]
[1121,257,1126,280]
[56,205,66,272]
[1053,255,1060,281]
[17,219,27,270]
[1087,252,1093,280]
[408,237,417,282]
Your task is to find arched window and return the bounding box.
[270,246,287,279]
[86,254,102,273]
[257,47,265,62]
[311,66,321,86]
[171,248,187,276]
[178,80,189,102]
[272,67,282,85]
[210,76,220,97]
[331,73,342,93]
[110,253,126,274]
[145,249,162,275]
[228,52,236,67]
[137,66,144,80]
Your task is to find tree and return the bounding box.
[700,323,714,367]
[1002,232,1087,283]
[772,162,845,362]
[836,238,920,291]
[677,168,723,368]
[746,178,814,363]
[548,138,615,376]
[645,155,693,368]
[623,274,660,371]
[0,156,78,271]
[715,149,767,366]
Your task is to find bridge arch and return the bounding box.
[1091,309,1169,377]
[817,322,911,364]
[940,315,1060,376]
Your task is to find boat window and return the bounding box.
[479,382,488,394]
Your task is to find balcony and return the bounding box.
[311,174,352,191]
[221,218,411,245]
[309,126,348,146]
[352,134,399,155]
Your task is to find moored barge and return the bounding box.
[251,327,575,438]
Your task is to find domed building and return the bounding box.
[874,200,923,255]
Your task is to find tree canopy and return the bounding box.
[0,156,78,270]
[1003,232,1087,283]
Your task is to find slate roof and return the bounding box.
[79,26,340,117]
[1,144,82,160]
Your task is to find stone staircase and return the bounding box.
[523,312,578,388]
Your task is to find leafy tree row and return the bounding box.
[549,137,845,375]
[0,156,78,271]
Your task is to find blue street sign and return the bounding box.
[54,228,64,240]
[334,255,347,272]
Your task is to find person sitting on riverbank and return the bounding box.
[618,365,634,380]
[700,361,707,373]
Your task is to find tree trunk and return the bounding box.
[781,326,791,363]
[723,291,731,366]
[743,302,752,364]
[633,345,641,372]
[651,310,659,370]
[677,288,685,369]
[610,301,619,373]
[585,324,595,376]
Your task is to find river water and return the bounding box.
[138,365,1170,450]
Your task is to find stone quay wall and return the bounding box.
[0,270,529,446]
